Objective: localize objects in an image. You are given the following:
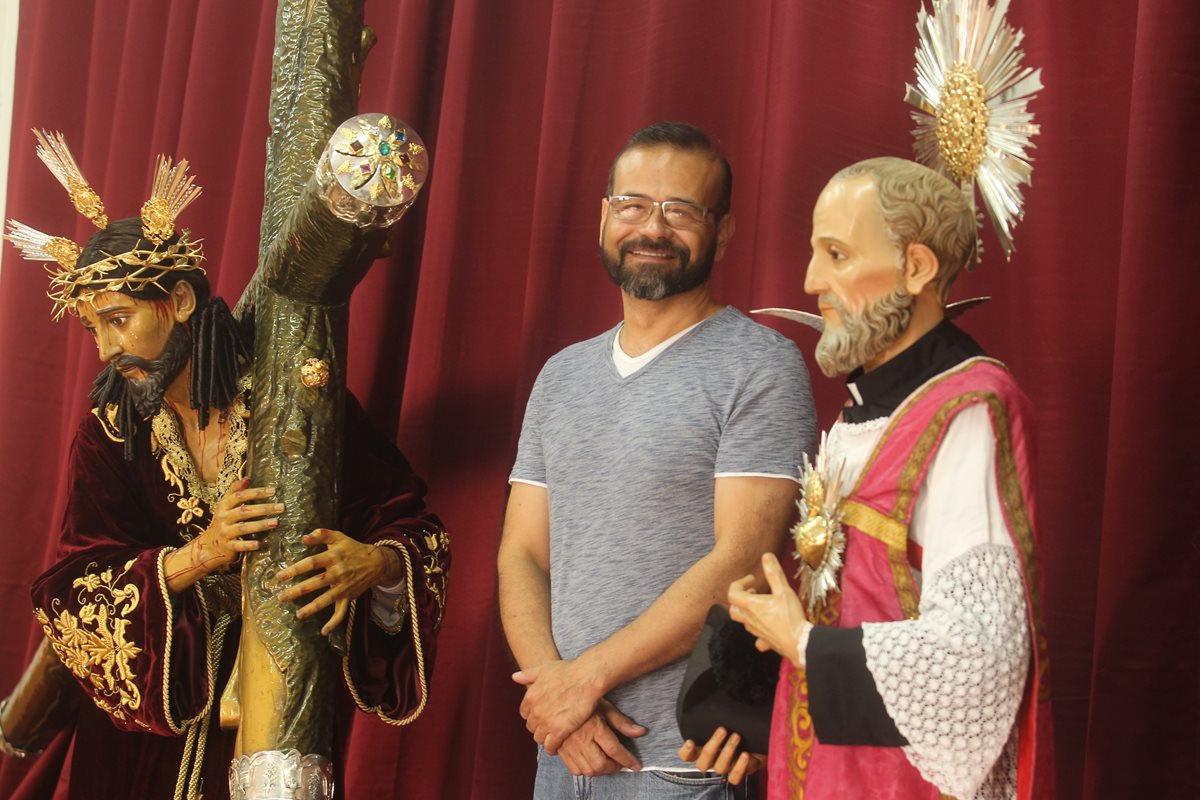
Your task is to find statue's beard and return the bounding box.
[114,323,192,419]
[814,288,915,377]
[600,235,715,301]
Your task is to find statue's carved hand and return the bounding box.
[199,479,280,568]
[678,727,764,785]
[275,529,400,636]
[165,479,280,591]
[727,553,812,666]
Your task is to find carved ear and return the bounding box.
[171,280,197,324]
[903,242,939,297]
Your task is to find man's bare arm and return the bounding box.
[497,481,560,669]
[518,475,797,753]
[499,482,647,774]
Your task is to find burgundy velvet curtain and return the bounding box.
[0,1,1195,798]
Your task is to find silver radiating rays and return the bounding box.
[905,0,1042,261]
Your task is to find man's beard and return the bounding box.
[600,234,715,301]
[114,323,192,418]
[814,287,915,377]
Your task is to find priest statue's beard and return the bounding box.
[814,287,915,378]
[600,234,716,300]
[113,323,193,419]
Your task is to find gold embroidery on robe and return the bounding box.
[35,558,150,729]
[787,667,813,799]
[149,374,250,536]
[90,403,125,443]
[789,588,841,797]
[422,529,450,627]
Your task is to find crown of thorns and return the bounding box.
[3,130,206,320]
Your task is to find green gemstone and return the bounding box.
[378,141,392,156]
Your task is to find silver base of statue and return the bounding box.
[230,749,333,800]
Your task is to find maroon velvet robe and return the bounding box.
[29,392,449,799]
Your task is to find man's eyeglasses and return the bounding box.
[605,195,714,230]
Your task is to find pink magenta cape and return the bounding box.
[767,358,1054,800]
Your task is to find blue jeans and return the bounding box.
[533,749,753,800]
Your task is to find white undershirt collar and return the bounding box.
[611,319,704,377]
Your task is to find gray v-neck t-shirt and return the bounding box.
[510,306,817,766]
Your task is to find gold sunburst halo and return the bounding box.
[905,0,1043,260]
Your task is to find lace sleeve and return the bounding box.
[861,544,1029,799]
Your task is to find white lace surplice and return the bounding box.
[829,405,1030,799]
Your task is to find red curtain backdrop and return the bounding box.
[1,1,1195,798]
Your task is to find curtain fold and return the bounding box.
[0,2,1194,798]
[1084,1,1200,797]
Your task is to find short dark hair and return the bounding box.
[76,216,211,307]
[607,121,733,213]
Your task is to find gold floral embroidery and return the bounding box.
[787,585,841,797]
[422,529,450,627]
[787,666,813,799]
[150,374,250,535]
[35,558,148,728]
[90,403,125,443]
[176,495,203,524]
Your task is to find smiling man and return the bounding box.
[684,157,1054,800]
[498,121,817,799]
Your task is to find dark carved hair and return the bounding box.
[76,217,213,305]
[81,218,253,459]
[831,158,977,303]
[606,121,733,214]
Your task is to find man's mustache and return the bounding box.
[619,237,689,262]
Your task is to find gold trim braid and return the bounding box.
[341,540,430,726]
[894,389,992,522]
[839,500,907,550]
[842,358,1012,619]
[851,357,1004,492]
[840,499,920,620]
[976,392,1050,701]
[155,547,214,735]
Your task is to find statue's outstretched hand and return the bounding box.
[276,529,402,636]
[727,552,812,667]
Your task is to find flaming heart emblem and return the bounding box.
[792,432,846,615]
